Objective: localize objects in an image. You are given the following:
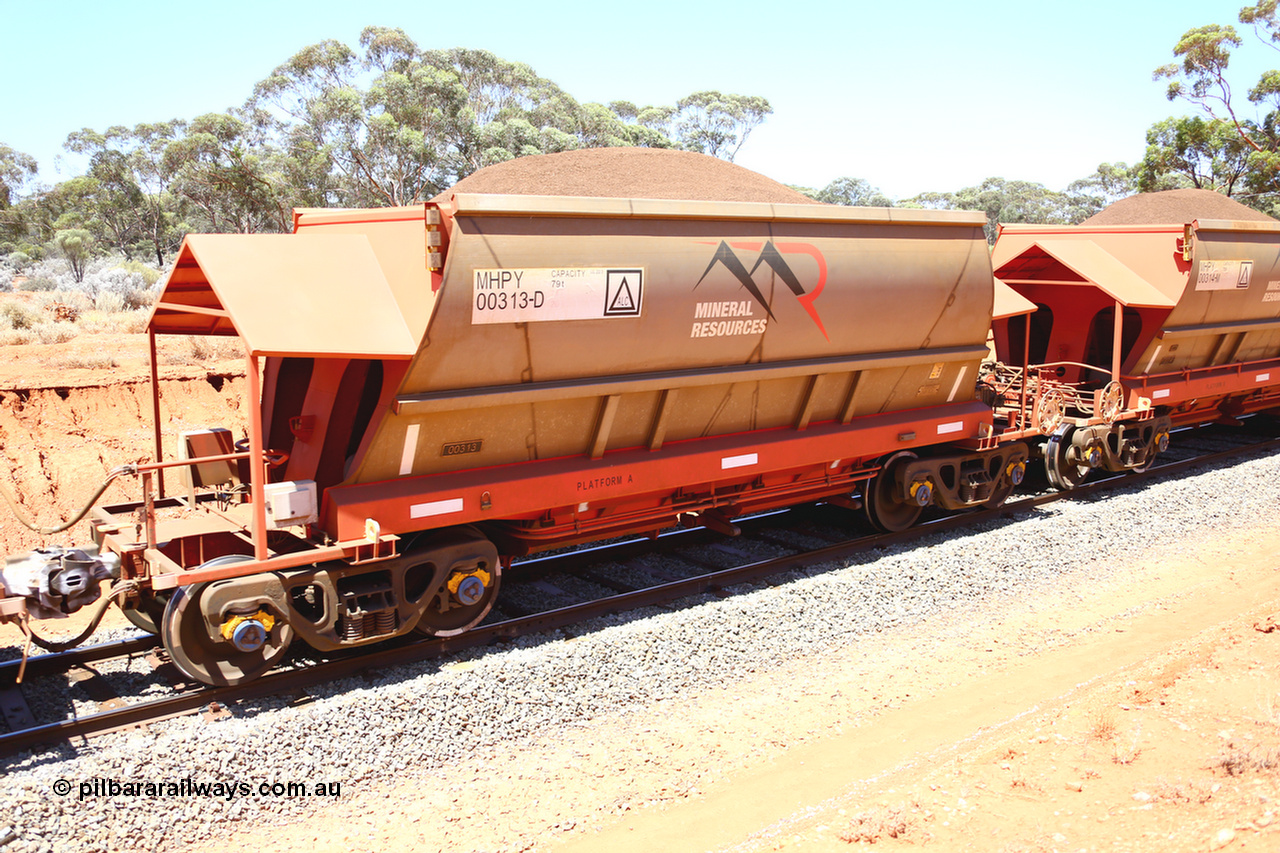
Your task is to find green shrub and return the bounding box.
[122,288,155,310]
[0,302,38,330]
[113,260,162,288]
[19,276,56,292]
[13,243,44,261]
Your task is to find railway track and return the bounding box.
[3,423,1278,757]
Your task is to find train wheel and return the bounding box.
[985,455,1027,509]
[1044,425,1091,490]
[122,592,170,635]
[413,561,503,638]
[1130,429,1169,474]
[160,558,294,686]
[863,452,923,533]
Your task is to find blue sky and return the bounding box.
[1,0,1273,200]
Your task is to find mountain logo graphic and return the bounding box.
[694,241,828,339]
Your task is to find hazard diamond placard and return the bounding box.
[604,269,643,316]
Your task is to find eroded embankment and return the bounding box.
[0,374,247,554]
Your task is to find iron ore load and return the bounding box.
[2,152,1279,688]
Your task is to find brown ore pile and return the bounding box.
[435,147,818,204]
[1081,188,1277,225]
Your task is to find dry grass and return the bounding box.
[0,322,80,345]
[51,353,120,370]
[1212,743,1280,776]
[837,803,921,844]
[1088,708,1118,741]
[0,291,240,369]
[0,301,38,330]
[76,309,149,335]
[1151,777,1216,804]
[0,291,149,340]
[1111,724,1144,765]
[156,336,243,366]
[1081,707,1118,759]
[1256,692,1280,732]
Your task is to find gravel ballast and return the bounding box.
[4,448,1280,852]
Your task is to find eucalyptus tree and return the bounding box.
[248,37,360,208]
[909,178,1080,243]
[1065,162,1137,207]
[415,45,592,188]
[250,30,618,205]
[811,177,894,207]
[1138,116,1253,194]
[165,111,289,233]
[607,100,679,147]
[64,122,187,265]
[1153,1,1280,205]
[577,102,665,148]
[1060,162,1137,221]
[671,91,772,161]
[0,143,37,244]
[56,156,145,258]
[52,228,94,283]
[0,143,37,210]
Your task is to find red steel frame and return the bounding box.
[322,402,993,546]
[1125,355,1280,423]
[99,376,992,590]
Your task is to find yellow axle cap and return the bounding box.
[220,610,276,642]
[447,569,492,597]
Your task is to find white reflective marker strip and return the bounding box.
[1258,373,1271,382]
[722,453,758,470]
[1142,345,1162,374]
[937,420,964,435]
[578,502,589,512]
[1152,389,1171,399]
[410,498,464,519]
[399,424,420,476]
[946,366,969,403]
[829,459,841,469]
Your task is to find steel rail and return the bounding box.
[4,431,1278,757]
[0,636,158,684]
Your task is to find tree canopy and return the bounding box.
[13,12,1280,276]
[0,28,775,267]
[902,171,1136,243]
[1150,1,1280,211]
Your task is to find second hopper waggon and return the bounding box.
[987,215,1280,488]
[0,194,1027,685]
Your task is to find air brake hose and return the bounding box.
[0,464,137,535]
[18,580,140,653]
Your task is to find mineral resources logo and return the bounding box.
[692,241,829,340]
